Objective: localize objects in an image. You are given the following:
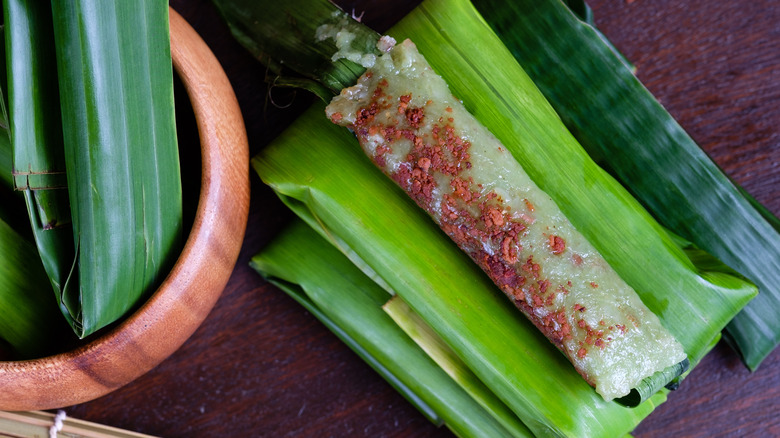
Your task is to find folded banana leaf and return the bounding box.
[0,23,10,192]
[3,0,78,330]
[251,219,532,438]
[0,34,18,225]
[0,45,65,358]
[47,0,182,337]
[472,0,780,370]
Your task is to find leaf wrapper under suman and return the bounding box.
[472,0,780,370]
[50,0,182,337]
[255,98,752,437]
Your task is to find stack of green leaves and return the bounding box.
[231,0,759,434]
[2,0,182,342]
[0,50,64,359]
[3,0,75,342]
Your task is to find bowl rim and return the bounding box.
[0,7,250,411]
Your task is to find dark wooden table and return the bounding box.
[66,0,779,436]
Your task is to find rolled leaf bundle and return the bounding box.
[3,0,77,332]
[325,38,686,401]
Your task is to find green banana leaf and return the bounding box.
[0,23,10,192]
[251,219,531,438]
[49,0,182,337]
[473,0,780,370]
[0,23,65,358]
[3,0,78,329]
[0,27,17,225]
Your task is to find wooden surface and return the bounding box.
[64,0,779,436]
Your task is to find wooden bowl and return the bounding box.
[0,8,250,411]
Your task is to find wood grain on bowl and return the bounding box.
[0,8,249,411]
